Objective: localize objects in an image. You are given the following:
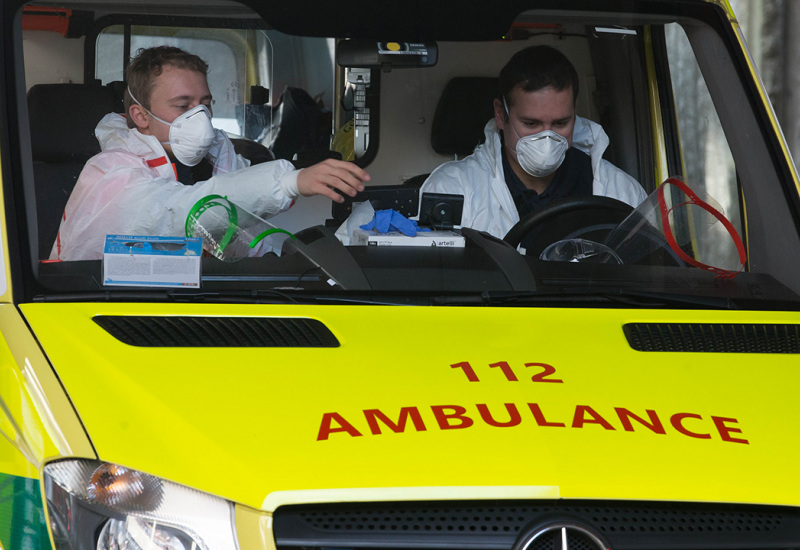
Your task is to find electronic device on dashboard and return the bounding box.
[418,192,464,230]
[330,184,420,225]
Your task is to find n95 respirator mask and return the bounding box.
[512,129,569,178]
[503,99,570,178]
[128,87,216,166]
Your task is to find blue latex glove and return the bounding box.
[388,210,423,236]
[375,209,393,233]
[361,209,430,236]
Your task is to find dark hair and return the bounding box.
[124,46,209,129]
[497,45,579,113]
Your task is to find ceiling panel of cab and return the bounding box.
[24,0,258,18]
[20,0,713,39]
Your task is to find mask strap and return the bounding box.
[501,97,528,161]
[127,86,172,127]
[502,98,566,145]
[502,97,516,120]
[502,98,523,141]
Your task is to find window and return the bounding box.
[18,0,800,310]
[665,22,744,271]
[96,25,270,137]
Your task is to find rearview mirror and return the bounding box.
[336,40,438,69]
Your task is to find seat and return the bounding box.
[264,86,332,162]
[412,77,498,222]
[431,76,498,157]
[28,83,117,258]
[413,76,498,187]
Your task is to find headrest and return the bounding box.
[28,83,116,162]
[431,77,498,157]
[265,86,330,161]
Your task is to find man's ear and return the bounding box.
[493,98,506,131]
[128,104,150,131]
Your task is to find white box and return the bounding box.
[103,235,202,288]
[355,229,465,248]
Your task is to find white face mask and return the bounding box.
[504,99,569,178]
[128,87,216,166]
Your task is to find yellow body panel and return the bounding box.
[4,2,800,549]
[19,302,800,510]
[0,305,94,476]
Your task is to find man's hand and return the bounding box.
[296,158,370,202]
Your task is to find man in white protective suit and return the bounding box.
[50,46,369,260]
[419,45,647,241]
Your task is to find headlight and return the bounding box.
[43,459,238,550]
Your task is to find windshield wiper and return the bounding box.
[34,289,432,306]
[34,289,307,304]
[431,289,744,309]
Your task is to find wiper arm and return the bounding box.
[34,289,306,304]
[35,291,177,303]
[432,289,739,309]
[36,289,433,306]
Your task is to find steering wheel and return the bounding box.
[503,195,634,253]
[503,195,686,266]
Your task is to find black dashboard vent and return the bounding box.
[93,315,339,347]
[624,323,800,353]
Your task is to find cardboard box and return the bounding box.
[355,229,465,248]
[103,235,202,288]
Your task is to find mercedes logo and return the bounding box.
[514,521,610,550]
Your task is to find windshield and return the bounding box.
[17,0,800,309]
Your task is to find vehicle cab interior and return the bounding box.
[11,0,800,309]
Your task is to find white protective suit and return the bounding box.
[50,113,300,261]
[419,116,648,239]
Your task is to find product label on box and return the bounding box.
[103,235,202,288]
[359,230,465,248]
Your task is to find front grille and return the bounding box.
[273,501,800,549]
[93,315,339,347]
[624,323,800,353]
[528,530,598,550]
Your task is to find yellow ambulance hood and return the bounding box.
[21,302,800,510]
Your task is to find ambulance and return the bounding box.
[3,0,800,549]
